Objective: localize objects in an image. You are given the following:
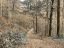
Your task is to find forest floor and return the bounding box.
[23,37,64,48]
[21,28,64,48]
[0,16,64,48]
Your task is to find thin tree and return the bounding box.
[49,0,54,36]
[1,0,2,16]
[21,0,43,34]
[30,0,43,34]
[57,0,60,37]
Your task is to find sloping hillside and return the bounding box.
[0,16,27,32]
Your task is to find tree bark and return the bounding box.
[57,0,60,37]
[1,0,2,16]
[49,0,54,36]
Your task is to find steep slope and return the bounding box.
[0,16,27,32]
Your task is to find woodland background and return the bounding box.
[0,0,64,48]
[0,0,64,37]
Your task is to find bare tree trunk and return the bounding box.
[36,11,37,34]
[57,0,60,37]
[49,0,54,36]
[13,0,16,11]
[63,0,64,37]
[35,0,37,34]
[1,0,2,16]
[8,0,12,29]
[45,0,50,37]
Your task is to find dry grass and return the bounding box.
[23,29,64,48]
[0,16,27,32]
[24,38,64,48]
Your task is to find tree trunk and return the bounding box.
[1,0,2,16]
[35,0,37,34]
[57,0,60,37]
[49,0,54,36]
[45,0,50,37]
